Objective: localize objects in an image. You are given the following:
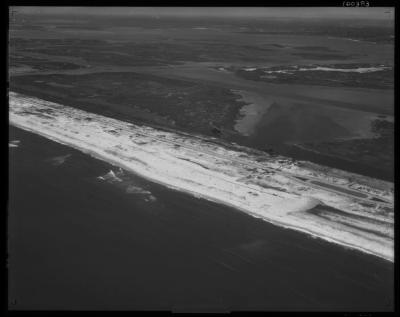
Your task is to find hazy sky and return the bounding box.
[13,7,394,20]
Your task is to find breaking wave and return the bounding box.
[97,168,157,202]
[9,140,20,148]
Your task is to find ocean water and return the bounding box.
[8,126,394,311]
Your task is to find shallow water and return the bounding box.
[233,90,273,136]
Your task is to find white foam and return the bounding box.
[126,184,151,195]
[47,154,71,166]
[297,66,391,73]
[9,140,20,148]
[263,65,391,74]
[98,170,123,182]
[264,70,293,74]
[243,68,257,71]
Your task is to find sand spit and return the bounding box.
[9,92,394,261]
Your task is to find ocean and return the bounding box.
[8,126,394,311]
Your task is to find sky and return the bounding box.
[12,7,394,20]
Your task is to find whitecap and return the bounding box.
[47,154,71,166]
[97,169,123,182]
[9,140,20,147]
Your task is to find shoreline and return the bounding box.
[9,92,394,262]
[11,121,394,263]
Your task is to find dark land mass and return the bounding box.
[10,72,245,137]
[232,17,394,44]
[235,64,393,90]
[14,13,394,43]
